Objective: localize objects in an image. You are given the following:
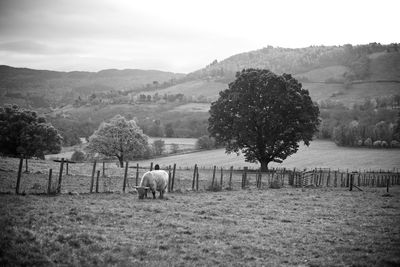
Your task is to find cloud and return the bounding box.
[0,40,81,55]
[0,0,399,73]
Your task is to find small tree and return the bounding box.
[196,135,216,150]
[164,123,174,137]
[153,139,165,156]
[71,150,86,162]
[0,104,62,159]
[87,115,150,167]
[208,69,320,171]
[170,143,179,153]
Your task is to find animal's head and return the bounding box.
[134,186,149,199]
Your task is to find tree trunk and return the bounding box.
[260,161,269,172]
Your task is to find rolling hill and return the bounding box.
[151,44,400,108]
[0,43,399,144]
[0,65,184,108]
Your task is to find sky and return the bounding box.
[0,0,399,73]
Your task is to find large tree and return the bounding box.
[208,69,320,171]
[87,115,150,167]
[0,104,62,159]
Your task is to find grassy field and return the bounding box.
[46,139,400,171]
[1,186,399,266]
[138,80,227,98]
[136,140,400,171]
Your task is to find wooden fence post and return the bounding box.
[16,157,24,194]
[57,158,64,194]
[192,164,197,190]
[25,158,28,173]
[196,167,199,191]
[150,162,153,171]
[242,167,248,189]
[211,166,216,187]
[229,166,233,189]
[47,169,52,194]
[102,161,106,177]
[136,163,139,186]
[171,163,176,192]
[123,161,129,193]
[168,165,171,192]
[220,167,223,188]
[90,160,97,193]
[349,173,353,191]
[96,170,100,193]
[66,162,69,176]
[257,170,262,189]
[326,169,330,187]
[387,176,390,193]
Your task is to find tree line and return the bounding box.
[317,98,400,147]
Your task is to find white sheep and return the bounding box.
[134,170,169,199]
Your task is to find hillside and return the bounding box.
[158,44,400,107]
[186,43,400,81]
[0,65,184,108]
[0,43,399,146]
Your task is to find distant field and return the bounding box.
[148,137,197,146]
[169,103,210,113]
[296,65,349,82]
[138,80,227,98]
[45,139,400,171]
[301,81,399,107]
[137,140,400,171]
[302,82,345,103]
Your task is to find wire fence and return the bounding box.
[1,157,399,195]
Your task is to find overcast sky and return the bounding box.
[0,0,398,73]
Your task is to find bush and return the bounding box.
[152,139,165,156]
[170,143,179,154]
[196,135,216,150]
[71,150,86,162]
[390,140,400,148]
[373,140,382,147]
[364,138,372,147]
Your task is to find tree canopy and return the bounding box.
[208,69,320,171]
[0,104,62,158]
[86,115,150,167]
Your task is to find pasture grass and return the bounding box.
[1,186,399,266]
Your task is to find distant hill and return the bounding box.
[0,65,184,107]
[164,43,400,107]
[1,43,399,112]
[186,43,400,82]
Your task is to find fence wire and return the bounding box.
[1,157,399,194]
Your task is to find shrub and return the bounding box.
[381,141,388,148]
[390,140,400,148]
[373,140,382,147]
[71,150,86,162]
[170,143,179,154]
[196,135,216,150]
[152,139,165,156]
[364,138,372,147]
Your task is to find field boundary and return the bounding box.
[1,157,400,195]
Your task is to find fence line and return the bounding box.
[1,157,399,195]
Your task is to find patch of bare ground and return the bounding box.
[1,187,400,266]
